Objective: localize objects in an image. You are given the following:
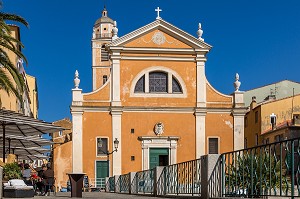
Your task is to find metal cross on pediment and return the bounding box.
[155,7,162,19]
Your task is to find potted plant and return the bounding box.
[3,162,22,181]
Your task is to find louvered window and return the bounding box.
[208,138,219,154]
[101,45,109,61]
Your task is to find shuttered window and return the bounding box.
[208,138,219,154]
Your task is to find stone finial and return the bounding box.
[74,70,80,89]
[234,73,241,91]
[197,23,204,41]
[112,21,118,40]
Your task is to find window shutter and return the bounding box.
[209,138,218,154]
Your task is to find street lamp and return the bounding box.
[98,138,119,155]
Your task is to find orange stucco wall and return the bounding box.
[82,112,112,177]
[120,60,196,107]
[121,112,196,174]
[205,113,234,153]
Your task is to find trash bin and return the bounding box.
[67,173,86,198]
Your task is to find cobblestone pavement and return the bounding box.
[4,192,181,199]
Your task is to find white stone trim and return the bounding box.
[111,112,122,175]
[139,136,179,170]
[196,61,206,107]
[130,66,187,98]
[72,111,83,173]
[205,78,233,99]
[111,52,121,106]
[120,56,197,62]
[195,112,206,158]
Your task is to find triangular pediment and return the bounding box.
[109,19,212,49]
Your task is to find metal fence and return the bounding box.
[221,137,300,198]
[106,177,115,192]
[157,159,201,196]
[105,137,300,198]
[131,169,154,195]
[115,173,130,193]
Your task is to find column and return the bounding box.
[111,109,122,175]
[195,111,206,158]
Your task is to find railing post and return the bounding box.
[114,175,120,193]
[105,177,109,192]
[201,154,220,199]
[129,172,136,194]
[0,166,2,198]
[154,166,165,197]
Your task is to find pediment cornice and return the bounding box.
[108,19,212,50]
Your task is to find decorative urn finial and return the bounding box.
[112,21,118,40]
[197,23,204,41]
[74,70,80,89]
[234,73,241,91]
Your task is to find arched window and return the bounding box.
[134,75,145,93]
[172,76,182,93]
[133,70,183,94]
[149,72,167,92]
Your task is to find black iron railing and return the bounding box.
[157,159,201,196]
[221,137,300,198]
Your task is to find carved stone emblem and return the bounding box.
[152,32,166,45]
[154,122,164,135]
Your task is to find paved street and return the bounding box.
[3,192,183,199]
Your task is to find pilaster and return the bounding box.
[232,109,246,151]
[195,109,206,158]
[111,108,123,175]
[111,51,121,106]
[196,54,206,108]
[71,110,83,173]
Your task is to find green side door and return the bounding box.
[149,148,169,169]
[96,161,109,188]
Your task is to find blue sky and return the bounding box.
[3,0,300,122]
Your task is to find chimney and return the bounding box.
[250,96,257,110]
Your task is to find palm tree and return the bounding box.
[0,1,28,101]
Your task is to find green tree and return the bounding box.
[0,1,28,101]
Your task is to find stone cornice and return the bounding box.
[231,108,248,116]
[138,136,180,141]
[116,47,209,55]
[70,106,236,114]
[108,19,212,49]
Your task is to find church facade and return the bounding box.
[71,7,246,188]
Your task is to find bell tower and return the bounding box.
[91,6,117,90]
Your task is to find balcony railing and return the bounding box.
[95,33,112,39]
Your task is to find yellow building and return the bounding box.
[0,25,38,118]
[70,7,246,188]
[245,94,300,148]
[51,118,72,190]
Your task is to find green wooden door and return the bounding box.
[149,148,169,169]
[96,161,108,188]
